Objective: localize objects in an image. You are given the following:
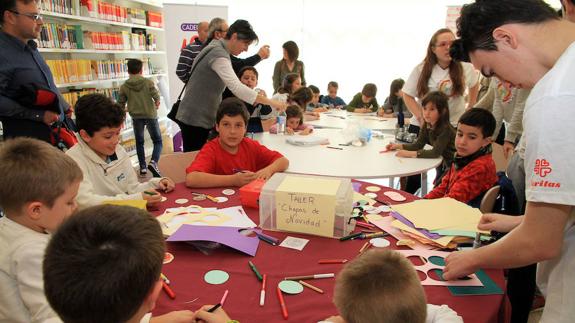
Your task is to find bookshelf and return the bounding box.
[38,0,171,160]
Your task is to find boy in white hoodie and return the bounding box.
[66,94,175,210]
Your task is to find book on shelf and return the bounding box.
[47,58,156,84]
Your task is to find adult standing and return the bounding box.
[403,28,479,133]
[443,2,575,323]
[272,40,306,93]
[176,18,270,83]
[196,21,209,45]
[176,20,284,152]
[0,0,70,143]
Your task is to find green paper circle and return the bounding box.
[204,270,229,285]
[279,280,304,294]
[428,256,445,266]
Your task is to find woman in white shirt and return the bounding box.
[403,28,479,133]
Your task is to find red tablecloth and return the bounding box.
[152,181,507,323]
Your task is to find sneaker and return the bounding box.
[148,161,162,178]
[139,168,148,177]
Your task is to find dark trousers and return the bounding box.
[508,264,537,323]
[179,122,211,152]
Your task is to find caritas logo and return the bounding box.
[532,159,561,188]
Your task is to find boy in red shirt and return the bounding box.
[185,98,289,188]
[425,108,497,204]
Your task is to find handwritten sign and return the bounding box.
[275,176,340,237]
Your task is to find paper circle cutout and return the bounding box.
[370,238,390,248]
[364,192,378,199]
[163,252,174,264]
[378,205,391,213]
[161,196,167,202]
[279,280,304,294]
[428,256,446,266]
[215,196,228,203]
[383,191,406,201]
[204,270,229,285]
[365,186,381,192]
[222,189,236,196]
[175,198,189,204]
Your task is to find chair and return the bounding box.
[157,151,198,183]
[479,185,501,213]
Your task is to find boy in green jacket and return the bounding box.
[118,59,163,177]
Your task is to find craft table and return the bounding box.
[152,182,507,323]
[253,128,441,195]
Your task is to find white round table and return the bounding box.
[254,128,442,194]
[306,110,396,131]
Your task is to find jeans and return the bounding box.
[133,118,162,169]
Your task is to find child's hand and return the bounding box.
[299,127,312,135]
[155,100,161,108]
[286,127,295,135]
[314,107,328,113]
[234,171,258,186]
[257,88,267,97]
[395,150,417,158]
[150,310,196,323]
[159,178,175,192]
[142,189,162,205]
[478,213,522,232]
[386,143,401,151]
[255,167,273,180]
[194,305,231,323]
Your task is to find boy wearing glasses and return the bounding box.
[0,0,71,143]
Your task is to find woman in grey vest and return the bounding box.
[176,20,285,152]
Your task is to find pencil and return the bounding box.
[276,286,288,319]
[359,242,371,253]
[207,303,221,313]
[143,191,157,196]
[327,146,343,150]
[220,289,229,306]
[284,273,334,280]
[299,280,324,294]
[318,259,348,264]
[249,261,263,281]
[260,274,266,307]
[162,280,176,299]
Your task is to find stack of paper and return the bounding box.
[285,135,329,146]
[380,198,488,249]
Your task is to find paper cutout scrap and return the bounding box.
[278,280,304,294]
[167,225,260,257]
[204,270,230,285]
[396,249,483,287]
[279,236,309,251]
[367,214,433,250]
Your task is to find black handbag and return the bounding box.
[167,46,214,123]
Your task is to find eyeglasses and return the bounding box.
[8,10,43,22]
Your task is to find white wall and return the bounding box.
[165,0,562,101]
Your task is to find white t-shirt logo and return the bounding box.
[534,159,552,177]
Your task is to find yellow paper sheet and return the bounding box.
[103,199,147,210]
[391,198,483,231]
[353,192,377,206]
[275,176,340,238]
[391,219,454,247]
[156,207,231,236]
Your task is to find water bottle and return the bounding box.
[277,110,287,135]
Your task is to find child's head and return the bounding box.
[285,104,304,129]
[282,40,299,62]
[238,66,258,89]
[421,91,450,128]
[279,73,302,94]
[215,98,250,149]
[0,138,82,232]
[75,94,126,159]
[389,78,405,98]
[308,84,320,104]
[327,81,339,98]
[43,205,165,323]
[289,87,313,109]
[361,83,377,103]
[334,249,427,323]
[127,58,143,75]
[456,108,496,157]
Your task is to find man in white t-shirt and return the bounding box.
[443,1,575,322]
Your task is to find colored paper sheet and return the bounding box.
[275,176,339,238]
[390,198,485,232]
[391,220,455,247]
[167,225,259,256]
[443,270,503,296]
[103,199,147,210]
[368,214,433,250]
[430,229,491,240]
[157,206,256,236]
[390,211,442,240]
[353,192,377,206]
